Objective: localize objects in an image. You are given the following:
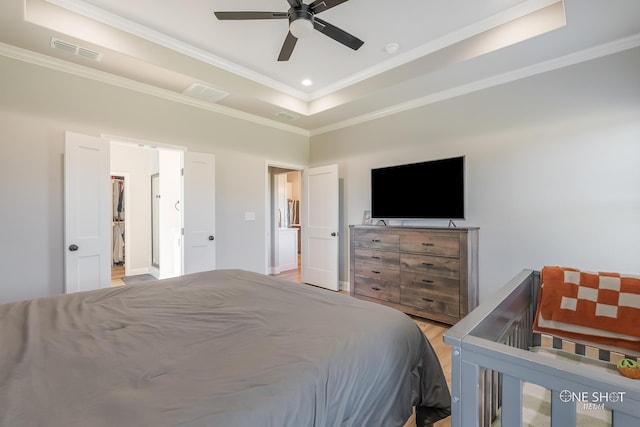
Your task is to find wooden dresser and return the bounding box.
[349,225,479,325]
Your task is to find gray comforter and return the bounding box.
[0,269,450,426]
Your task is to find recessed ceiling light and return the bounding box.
[301,79,313,86]
[384,43,400,54]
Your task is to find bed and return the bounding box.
[0,269,450,427]
[444,269,640,427]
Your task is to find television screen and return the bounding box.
[371,156,465,219]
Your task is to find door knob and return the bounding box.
[68,244,79,251]
[331,232,337,237]
[208,235,215,241]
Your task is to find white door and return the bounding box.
[183,151,216,274]
[301,164,339,291]
[158,149,183,279]
[64,131,111,293]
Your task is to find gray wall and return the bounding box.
[2,46,639,305]
[310,47,640,301]
[0,55,308,303]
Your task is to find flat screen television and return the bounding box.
[371,156,465,219]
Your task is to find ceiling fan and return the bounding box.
[214,0,364,61]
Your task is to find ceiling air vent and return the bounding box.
[77,47,102,61]
[182,83,229,104]
[275,111,301,121]
[51,37,103,61]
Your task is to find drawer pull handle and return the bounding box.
[421,297,435,303]
[371,239,381,242]
[422,243,435,247]
[371,286,382,291]
[371,270,381,274]
[371,256,381,259]
[422,263,434,267]
[422,279,434,284]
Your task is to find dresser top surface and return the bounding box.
[350,225,479,231]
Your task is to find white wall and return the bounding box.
[310,47,640,301]
[0,54,308,303]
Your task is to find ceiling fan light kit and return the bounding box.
[289,18,314,39]
[214,0,363,61]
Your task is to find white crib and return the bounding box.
[443,269,640,427]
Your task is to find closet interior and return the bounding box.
[112,175,125,267]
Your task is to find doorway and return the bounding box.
[266,162,305,277]
[64,132,216,293]
[273,169,301,275]
[109,140,183,284]
[110,173,128,286]
[265,162,340,291]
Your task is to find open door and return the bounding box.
[65,137,214,290]
[64,131,111,293]
[183,151,216,274]
[301,164,339,291]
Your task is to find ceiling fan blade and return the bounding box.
[309,0,349,14]
[214,11,288,20]
[286,0,303,8]
[313,17,364,51]
[278,32,298,61]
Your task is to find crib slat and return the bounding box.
[551,389,576,426]
[483,369,491,426]
[460,360,482,426]
[501,374,522,427]
[492,370,500,421]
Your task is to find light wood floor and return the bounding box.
[272,264,452,427]
[111,264,125,287]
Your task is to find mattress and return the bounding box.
[0,269,450,426]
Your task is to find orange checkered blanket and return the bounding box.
[533,266,640,353]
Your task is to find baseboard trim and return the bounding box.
[268,267,281,275]
[339,280,350,293]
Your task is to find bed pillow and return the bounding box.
[532,266,640,353]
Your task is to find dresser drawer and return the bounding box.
[400,272,459,305]
[354,248,399,269]
[400,233,459,257]
[354,275,400,303]
[354,230,399,251]
[400,253,460,279]
[354,262,399,282]
[400,280,460,317]
[400,284,460,317]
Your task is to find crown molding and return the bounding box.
[2,30,638,138]
[44,0,311,101]
[47,0,560,103]
[310,33,640,136]
[308,0,562,100]
[0,42,310,137]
